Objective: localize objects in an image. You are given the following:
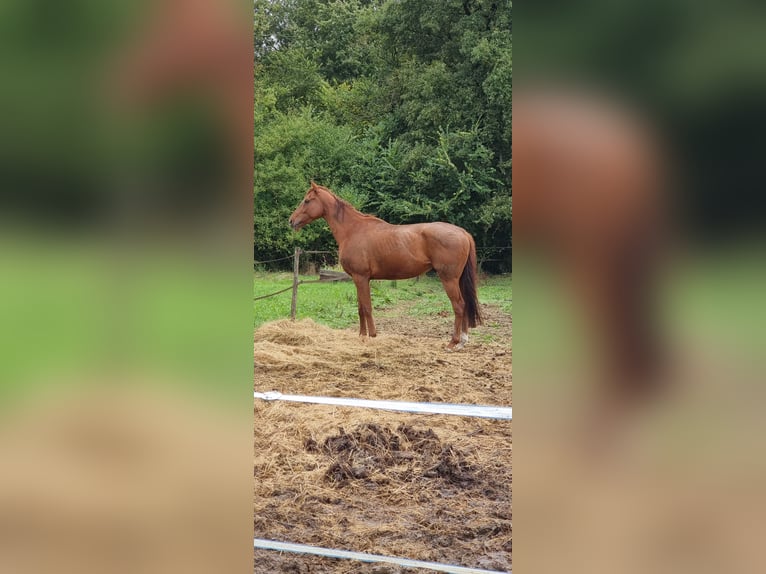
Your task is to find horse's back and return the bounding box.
[368,221,470,251]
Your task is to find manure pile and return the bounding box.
[254,318,512,573]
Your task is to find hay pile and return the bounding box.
[254,319,511,405]
[254,317,512,573]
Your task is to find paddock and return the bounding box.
[253,307,512,573]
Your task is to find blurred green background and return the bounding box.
[0,0,251,405]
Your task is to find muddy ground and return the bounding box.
[254,303,512,573]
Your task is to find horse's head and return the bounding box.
[289,181,326,231]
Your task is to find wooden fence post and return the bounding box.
[290,247,301,320]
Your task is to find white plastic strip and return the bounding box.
[254,538,510,574]
[254,391,512,420]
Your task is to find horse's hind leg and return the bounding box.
[440,277,465,350]
[461,314,470,345]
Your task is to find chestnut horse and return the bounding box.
[289,182,482,350]
[514,88,667,401]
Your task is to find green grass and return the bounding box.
[254,272,513,329]
[1,240,252,405]
[476,275,514,314]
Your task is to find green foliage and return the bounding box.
[253,107,370,262]
[254,0,513,271]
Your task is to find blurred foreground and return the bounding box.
[0,385,251,574]
[515,1,766,572]
[0,0,253,572]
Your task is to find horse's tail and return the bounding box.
[460,236,483,328]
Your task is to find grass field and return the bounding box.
[0,241,251,404]
[253,272,513,330]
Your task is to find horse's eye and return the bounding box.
[304,199,310,204]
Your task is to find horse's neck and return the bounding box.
[321,196,371,245]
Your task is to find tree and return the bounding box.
[254,0,513,271]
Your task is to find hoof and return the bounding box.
[446,333,468,352]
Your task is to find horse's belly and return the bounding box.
[340,232,432,279]
[370,257,431,280]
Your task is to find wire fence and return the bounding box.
[477,246,512,251]
[254,250,335,266]
[252,254,296,265]
[252,285,294,301]
[476,246,512,263]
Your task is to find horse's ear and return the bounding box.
[309,180,317,189]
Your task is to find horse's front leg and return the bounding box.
[353,276,376,338]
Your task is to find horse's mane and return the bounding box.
[314,185,380,223]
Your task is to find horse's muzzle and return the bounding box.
[289,218,303,231]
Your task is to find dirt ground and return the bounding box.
[254,303,512,573]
